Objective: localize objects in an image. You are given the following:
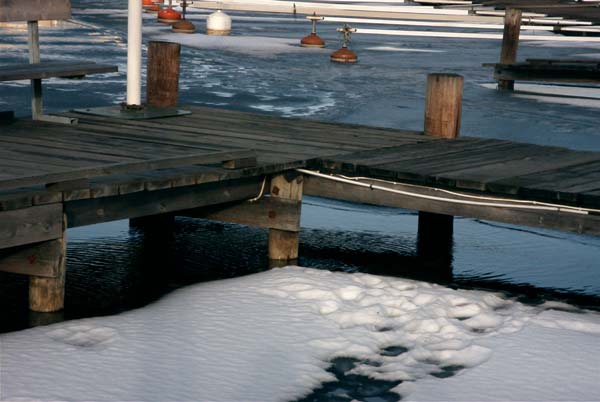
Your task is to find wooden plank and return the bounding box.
[526,58,600,65]
[0,204,63,249]
[373,143,552,177]
[0,132,178,161]
[0,149,255,191]
[304,175,600,236]
[60,118,346,160]
[493,63,600,83]
[0,61,117,81]
[0,147,135,171]
[0,140,144,164]
[65,177,264,228]
[65,116,372,155]
[0,0,71,22]
[314,138,506,171]
[183,196,301,232]
[68,107,425,146]
[0,239,63,277]
[441,150,600,192]
[489,160,600,204]
[0,186,62,211]
[176,112,426,145]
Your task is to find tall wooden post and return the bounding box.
[498,8,522,91]
[418,73,463,272]
[146,41,181,108]
[29,215,67,313]
[131,41,181,227]
[268,172,303,267]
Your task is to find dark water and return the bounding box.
[2,2,600,400]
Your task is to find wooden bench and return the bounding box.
[0,0,118,124]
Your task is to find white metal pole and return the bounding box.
[127,0,142,106]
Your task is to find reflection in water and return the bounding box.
[2,198,600,334]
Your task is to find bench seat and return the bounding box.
[0,61,118,82]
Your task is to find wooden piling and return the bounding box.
[424,73,463,139]
[146,41,181,108]
[419,73,463,267]
[29,215,67,313]
[268,172,303,267]
[498,8,522,90]
[132,40,182,227]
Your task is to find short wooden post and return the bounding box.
[498,8,522,91]
[29,215,67,313]
[268,172,303,267]
[419,73,463,269]
[424,73,463,139]
[146,41,181,108]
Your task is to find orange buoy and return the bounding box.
[157,0,182,24]
[142,0,160,12]
[173,19,196,33]
[331,24,358,63]
[330,46,357,63]
[145,3,161,13]
[300,13,325,48]
[301,33,325,48]
[172,0,195,33]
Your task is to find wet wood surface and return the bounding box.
[2,105,600,245]
[0,61,117,81]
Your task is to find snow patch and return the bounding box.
[2,267,600,401]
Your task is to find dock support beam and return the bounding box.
[268,172,303,267]
[419,73,463,269]
[29,215,67,313]
[498,8,522,91]
[147,41,181,108]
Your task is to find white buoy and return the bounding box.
[207,9,232,36]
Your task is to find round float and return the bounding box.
[207,10,232,36]
[300,33,325,48]
[330,46,358,63]
[172,19,196,33]
[158,7,182,24]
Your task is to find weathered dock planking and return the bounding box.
[3,102,600,312]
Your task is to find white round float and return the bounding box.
[206,10,231,36]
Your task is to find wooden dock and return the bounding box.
[3,103,600,312]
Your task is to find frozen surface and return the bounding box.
[2,267,600,401]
